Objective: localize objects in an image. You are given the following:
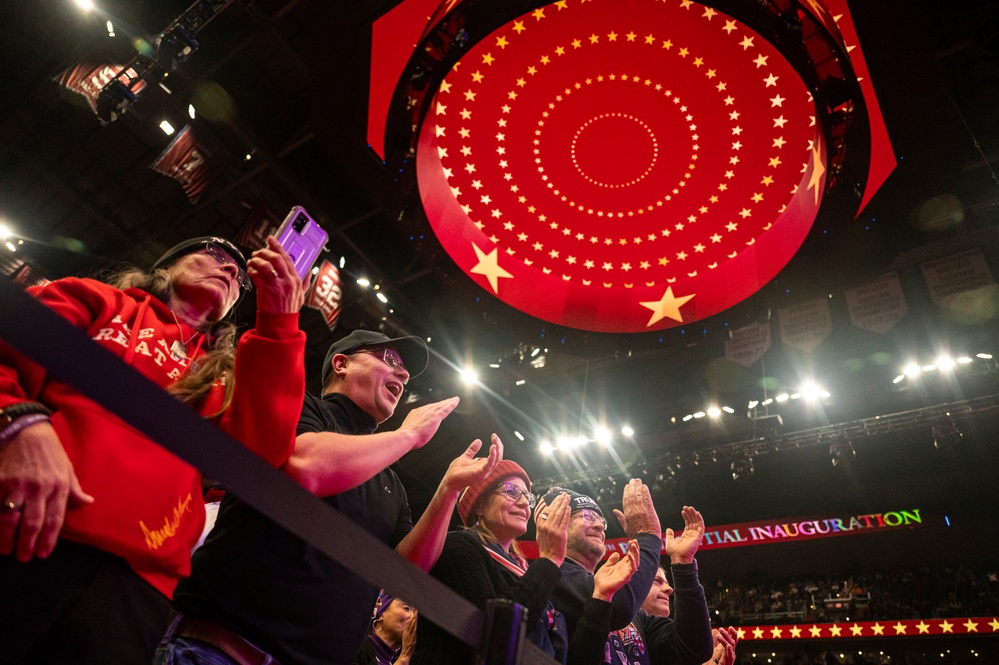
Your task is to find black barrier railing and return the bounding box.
[0,278,557,665]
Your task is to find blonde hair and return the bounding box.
[107,266,238,415]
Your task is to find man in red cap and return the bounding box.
[162,329,502,665]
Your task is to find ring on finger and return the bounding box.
[270,269,279,278]
[0,500,23,514]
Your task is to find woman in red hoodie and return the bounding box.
[0,235,308,663]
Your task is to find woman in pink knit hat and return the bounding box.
[410,458,639,665]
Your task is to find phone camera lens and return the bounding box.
[293,214,307,232]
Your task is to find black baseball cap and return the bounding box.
[151,236,248,274]
[321,330,429,386]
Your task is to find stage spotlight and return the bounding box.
[731,457,754,482]
[156,26,199,72]
[621,425,634,437]
[829,434,855,467]
[594,426,612,447]
[652,466,677,493]
[96,80,137,123]
[459,367,478,385]
[932,418,962,449]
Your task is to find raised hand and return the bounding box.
[0,421,93,561]
[396,610,418,664]
[664,505,705,565]
[442,433,503,493]
[398,397,460,450]
[248,236,310,314]
[592,538,640,602]
[534,492,570,567]
[706,626,738,665]
[612,478,661,538]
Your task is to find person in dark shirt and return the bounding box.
[546,482,714,665]
[410,461,640,665]
[158,329,503,665]
[641,566,739,665]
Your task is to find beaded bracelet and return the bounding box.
[0,413,51,446]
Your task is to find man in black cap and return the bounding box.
[543,481,714,665]
[162,330,502,665]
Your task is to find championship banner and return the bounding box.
[844,272,908,335]
[518,508,926,559]
[151,125,224,204]
[724,322,772,368]
[921,249,996,309]
[234,199,282,249]
[735,617,999,641]
[54,49,147,114]
[305,260,343,330]
[778,297,833,353]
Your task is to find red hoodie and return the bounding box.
[0,277,306,597]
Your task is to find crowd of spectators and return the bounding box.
[700,565,999,626]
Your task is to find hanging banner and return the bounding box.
[778,297,832,353]
[844,272,908,335]
[519,507,927,559]
[921,249,996,307]
[235,199,282,249]
[54,49,147,114]
[150,125,224,204]
[724,322,772,367]
[305,260,343,330]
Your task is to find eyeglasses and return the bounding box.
[573,508,608,529]
[495,480,536,509]
[352,348,409,382]
[204,243,252,291]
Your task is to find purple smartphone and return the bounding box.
[274,206,329,278]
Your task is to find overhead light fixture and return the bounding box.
[375,293,388,304]
[357,278,369,287]
[936,355,955,371]
[530,347,541,357]
[976,353,992,360]
[775,393,790,403]
[722,406,735,414]
[106,21,115,37]
[693,411,706,419]
[829,434,855,467]
[731,457,754,482]
[339,256,346,269]
[593,426,612,447]
[515,379,526,386]
[96,79,137,123]
[74,0,94,10]
[4,241,16,252]
[932,417,962,449]
[489,363,500,369]
[459,367,478,385]
[539,441,553,455]
[188,104,196,119]
[707,406,721,418]
[0,224,11,240]
[155,25,199,72]
[159,120,175,135]
[620,425,634,437]
[903,362,921,377]
[747,400,759,409]
[513,431,524,441]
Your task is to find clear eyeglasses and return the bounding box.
[496,480,537,509]
[353,348,409,383]
[573,508,608,529]
[204,242,252,291]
